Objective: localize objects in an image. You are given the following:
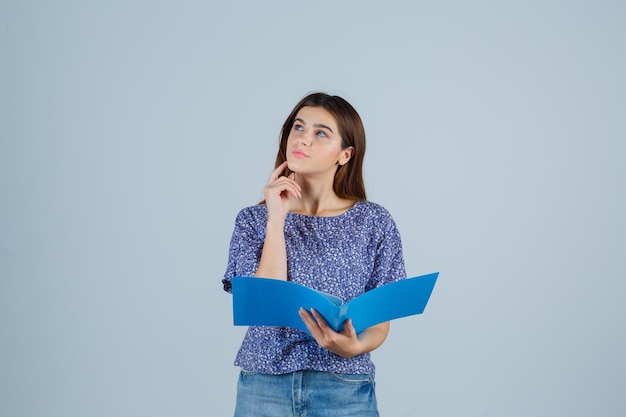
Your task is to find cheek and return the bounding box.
[286,132,300,145]
[321,148,344,162]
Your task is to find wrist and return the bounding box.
[266,216,286,229]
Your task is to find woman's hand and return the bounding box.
[299,308,390,358]
[263,161,301,223]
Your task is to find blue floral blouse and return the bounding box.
[222,200,406,376]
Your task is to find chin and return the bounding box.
[286,160,301,172]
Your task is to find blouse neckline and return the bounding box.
[286,200,363,220]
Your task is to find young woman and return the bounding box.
[222,92,406,416]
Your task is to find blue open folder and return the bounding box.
[231,272,438,334]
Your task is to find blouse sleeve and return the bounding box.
[365,209,407,292]
[222,207,266,293]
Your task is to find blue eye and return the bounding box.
[316,130,327,138]
[294,124,304,131]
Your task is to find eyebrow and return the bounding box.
[294,118,334,134]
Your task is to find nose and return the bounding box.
[298,135,310,146]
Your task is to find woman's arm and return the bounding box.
[254,161,301,280]
[299,308,390,358]
[254,216,288,279]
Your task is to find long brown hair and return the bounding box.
[273,92,367,201]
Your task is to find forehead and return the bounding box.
[295,106,338,129]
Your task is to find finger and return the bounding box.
[266,179,301,199]
[299,307,312,322]
[286,173,301,197]
[341,318,357,338]
[299,308,322,336]
[311,308,331,331]
[269,176,301,198]
[268,161,289,182]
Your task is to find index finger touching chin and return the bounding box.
[269,161,289,181]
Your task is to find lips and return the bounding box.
[292,150,309,158]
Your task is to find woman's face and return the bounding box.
[286,106,353,179]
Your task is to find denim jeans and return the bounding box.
[233,369,379,417]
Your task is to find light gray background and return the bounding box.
[1,1,624,416]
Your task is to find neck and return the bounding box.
[289,176,351,217]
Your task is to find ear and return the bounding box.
[338,146,354,166]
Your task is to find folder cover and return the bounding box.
[231,272,438,334]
